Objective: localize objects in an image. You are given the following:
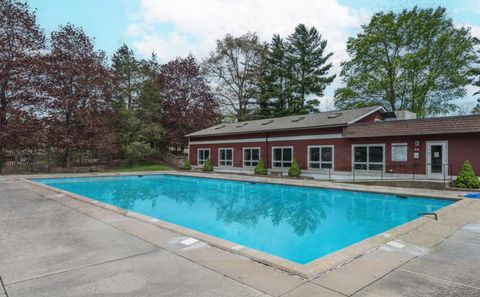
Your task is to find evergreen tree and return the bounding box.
[257,35,292,117]
[111,44,141,110]
[136,54,164,149]
[257,25,335,118]
[473,99,480,115]
[286,24,335,114]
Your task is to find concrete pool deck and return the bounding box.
[1,172,480,296]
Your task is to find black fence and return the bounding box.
[308,163,454,184]
[0,151,115,174]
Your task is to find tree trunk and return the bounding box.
[65,147,71,169]
[0,147,5,174]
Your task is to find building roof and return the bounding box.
[343,115,480,138]
[186,106,384,137]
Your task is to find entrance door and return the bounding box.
[426,141,448,179]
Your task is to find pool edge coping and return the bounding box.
[20,171,469,279]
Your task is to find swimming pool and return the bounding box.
[33,174,452,264]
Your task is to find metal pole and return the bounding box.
[443,164,446,183]
[412,164,415,181]
[353,168,355,183]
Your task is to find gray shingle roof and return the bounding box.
[186,106,384,137]
[343,114,480,138]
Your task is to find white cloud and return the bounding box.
[128,0,363,67]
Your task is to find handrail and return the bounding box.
[418,212,438,221]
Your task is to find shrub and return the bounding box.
[125,141,155,162]
[202,158,213,172]
[182,159,192,170]
[254,159,268,175]
[288,159,302,178]
[455,160,480,189]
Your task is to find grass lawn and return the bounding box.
[105,163,174,172]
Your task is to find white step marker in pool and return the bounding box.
[149,218,159,223]
[231,245,244,251]
[180,238,199,246]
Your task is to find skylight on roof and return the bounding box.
[261,120,274,125]
[291,116,305,122]
[328,112,342,119]
[236,123,248,128]
[214,125,226,130]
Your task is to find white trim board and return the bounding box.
[190,134,343,145]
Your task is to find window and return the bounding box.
[353,145,384,171]
[197,149,210,165]
[272,147,293,168]
[391,143,408,162]
[218,148,233,166]
[309,146,334,169]
[243,148,260,167]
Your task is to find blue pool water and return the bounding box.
[33,175,453,264]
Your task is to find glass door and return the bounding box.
[427,142,447,179]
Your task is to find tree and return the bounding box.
[135,53,164,149]
[204,33,266,121]
[0,0,46,169]
[158,55,220,146]
[257,35,291,118]
[111,49,164,154]
[42,24,117,167]
[473,99,480,115]
[335,7,477,118]
[471,58,480,115]
[257,25,335,118]
[111,44,141,110]
[286,24,335,114]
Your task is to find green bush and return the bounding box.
[254,159,268,175]
[455,160,480,189]
[202,158,213,172]
[125,141,155,162]
[288,159,302,178]
[182,159,192,170]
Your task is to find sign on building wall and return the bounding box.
[391,143,408,162]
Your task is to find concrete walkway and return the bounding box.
[1,175,479,297]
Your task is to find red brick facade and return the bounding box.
[188,111,480,177]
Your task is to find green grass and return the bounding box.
[105,163,174,172]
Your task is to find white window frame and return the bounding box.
[218,148,234,167]
[352,144,385,171]
[243,147,261,168]
[272,146,294,168]
[391,143,408,162]
[197,148,210,166]
[308,145,334,170]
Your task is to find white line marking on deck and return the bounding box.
[386,241,405,249]
[180,238,199,246]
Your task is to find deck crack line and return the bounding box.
[348,224,470,296]
[398,269,480,291]
[5,249,158,287]
[30,184,295,296]
[0,273,9,297]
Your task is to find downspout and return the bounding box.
[264,132,269,174]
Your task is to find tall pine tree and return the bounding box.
[257,24,335,118]
[286,24,335,114]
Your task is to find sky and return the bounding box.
[28,0,480,111]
